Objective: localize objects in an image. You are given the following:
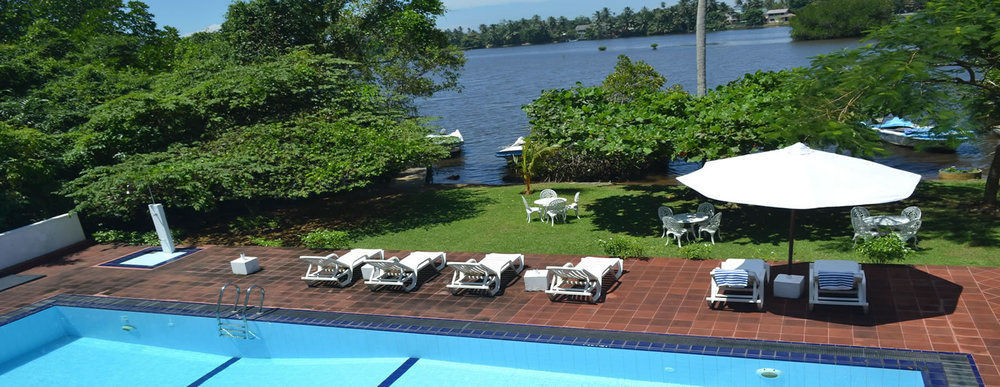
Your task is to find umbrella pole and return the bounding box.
[787,209,796,275]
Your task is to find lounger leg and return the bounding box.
[589,281,601,304]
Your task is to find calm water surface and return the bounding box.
[418,27,997,184]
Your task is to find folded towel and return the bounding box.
[713,269,749,288]
[818,271,855,291]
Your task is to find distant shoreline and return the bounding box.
[465,24,790,51]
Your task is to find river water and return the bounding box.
[417,27,997,185]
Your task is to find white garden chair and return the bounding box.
[521,195,542,223]
[894,219,921,249]
[663,216,689,247]
[543,199,567,226]
[545,257,623,304]
[850,206,877,245]
[658,206,674,237]
[446,253,524,296]
[539,189,557,199]
[565,192,581,219]
[901,206,921,221]
[364,251,446,292]
[698,212,723,244]
[696,202,715,217]
[300,249,384,287]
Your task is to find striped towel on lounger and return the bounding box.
[817,271,855,291]
[712,269,749,288]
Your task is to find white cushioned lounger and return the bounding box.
[809,260,869,314]
[706,259,770,311]
[300,249,384,287]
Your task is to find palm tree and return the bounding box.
[516,138,557,194]
[696,0,707,96]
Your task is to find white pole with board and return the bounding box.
[148,203,175,253]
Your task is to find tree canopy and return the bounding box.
[0,0,463,229]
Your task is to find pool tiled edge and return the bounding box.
[0,294,983,387]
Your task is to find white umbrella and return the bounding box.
[677,143,921,271]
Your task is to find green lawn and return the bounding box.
[324,180,1000,267]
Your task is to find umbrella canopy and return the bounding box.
[677,143,921,209]
[677,143,921,272]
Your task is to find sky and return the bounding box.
[141,0,703,36]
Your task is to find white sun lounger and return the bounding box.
[809,260,869,314]
[300,249,384,287]
[364,251,447,292]
[706,259,770,311]
[545,257,623,304]
[446,253,525,296]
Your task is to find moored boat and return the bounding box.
[868,116,962,150]
[426,129,464,155]
[495,136,524,159]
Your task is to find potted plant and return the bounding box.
[938,166,982,181]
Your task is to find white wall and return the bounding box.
[0,213,86,272]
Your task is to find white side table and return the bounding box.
[361,264,375,280]
[773,274,805,299]
[523,269,549,292]
[231,255,260,275]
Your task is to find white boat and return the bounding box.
[868,116,962,150]
[495,137,524,159]
[426,129,464,155]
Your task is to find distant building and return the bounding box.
[724,12,740,24]
[574,24,590,38]
[765,9,795,23]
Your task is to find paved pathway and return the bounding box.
[2,244,998,385]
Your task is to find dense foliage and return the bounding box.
[789,0,895,40]
[0,0,463,229]
[444,1,735,49]
[523,57,808,181]
[855,235,909,263]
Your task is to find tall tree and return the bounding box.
[696,0,707,96]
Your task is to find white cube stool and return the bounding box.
[773,274,805,299]
[523,269,549,292]
[361,264,375,280]
[230,255,260,275]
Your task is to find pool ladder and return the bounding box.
[216,283,265,339]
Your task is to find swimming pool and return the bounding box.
[0,295,982,386]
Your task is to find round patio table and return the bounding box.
[864,215,910,228]
[534,197,565,207]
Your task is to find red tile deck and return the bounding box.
[2,244,999,384]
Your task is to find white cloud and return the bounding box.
[183,24,221,37]
[443,0,549,10]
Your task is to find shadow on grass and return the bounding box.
[349,187,497,238]
[766,262,961,326]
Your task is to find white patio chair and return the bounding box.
[521,195,542,223]
[698,212,723,244]
[706,259,770,311]
[851,207,877,245]
[663,216,689,247]
[901,206,921,221]
[809,260,869,314]
[545,257,624,304]
[300,249,384,287]
[364,251,447,292]
[696,202,715,217]
[446,253,524,296]
[894,219,921,249]
[565,192,581,218]
[543,199,567,226]
[658,206,674,237]
[539,189,557,199]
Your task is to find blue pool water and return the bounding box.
[0,306,925,386]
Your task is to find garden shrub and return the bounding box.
[597,236,648,259]
[229,215,279,233]
[301,229,351,249]
[679,243,713,260]
[92,229,183,245]
[248,236,283,247]
[855,235,909,264]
